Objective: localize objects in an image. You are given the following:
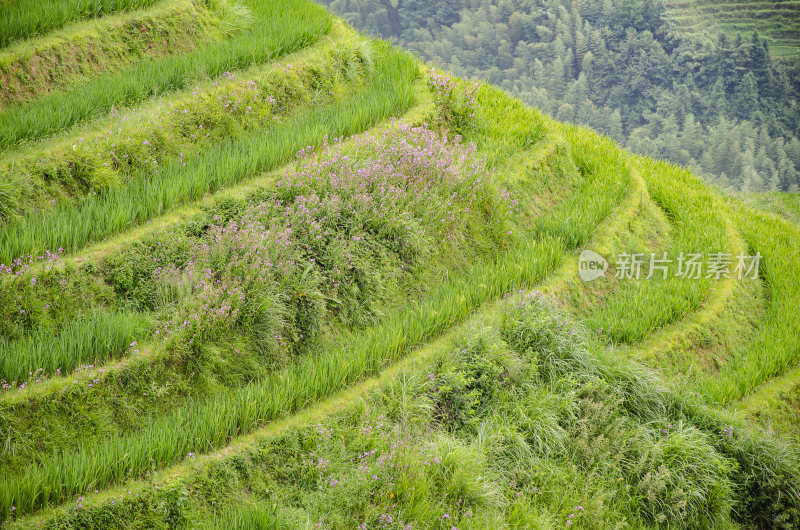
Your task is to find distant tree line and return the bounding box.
[321,0,800,192]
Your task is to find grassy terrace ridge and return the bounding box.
[0,42,418,377]
[664,0,800,58]
[0,91,433,467]
[0,79,630,519]
[0,0,162,48]
[9,293,800,529]
[0,91,435,402]
[0,19,357,223]
[734,362,800,440]
[0,36,417,267]
[695,200,800,404]
[0,0,332,150]
[0,0,249,109]
[0,236,562,518]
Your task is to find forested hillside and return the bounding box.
[321,0,800,192]
[663,0,800,60]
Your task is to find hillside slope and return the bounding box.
[664,0,800,59]
[0,2,799,529]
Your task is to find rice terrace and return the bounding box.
[0,0,799,528]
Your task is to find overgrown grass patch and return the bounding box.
[15,293,799,529]
[0,0,162,48]
[0,0,249,109]
[0,0,332,149]
[0,41,416,265]
[0,25,373,221]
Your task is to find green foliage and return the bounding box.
[0,42,416,266]
[24,294,799,529]
[695,200,800,404]
[430,330,518,431]
[0,310,150,385]
[1,4,799,527]
[426,70,479,135]
[0,0,162,48]
[0,0,332,149]
[0,0,247,108]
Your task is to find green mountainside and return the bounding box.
[664,0,800,59]
[0,0,799,528]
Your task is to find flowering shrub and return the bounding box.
[427,70,480,135]
[109,122,518,357]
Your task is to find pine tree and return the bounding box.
[564,48,575,80]
[574,31,588,71]
[550,56,567,94]
[775,142,799,191]
[659,115,683,162]
[734,72,759,120]
[552,36,566,61]
[680,113,702,160]
[580,50,594,81]
[748,31,773,98]
[740,139,763,191]
[607,109,624,141]
[786,137,800,170]
[566,73,588,106]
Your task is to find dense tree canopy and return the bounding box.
[323,0,800,191]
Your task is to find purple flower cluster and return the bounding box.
[0,249,62,276]
[426,70,480,133]
[147,123,516,347]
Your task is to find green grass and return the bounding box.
[734,363,800,440]
[742,191,800,225]
[0,236,563,518]
[0,42,416,266]
[2,4,800,526]
[13,294,799,529]
[695,200,800,404]
[0,22,366,222]
[0,310,150,386]
[532,123,630,248]
[0,94,631,516]
[580,155,733,344]
[0,0,331,150]
[0,0,162,48]
[0,0,248,109]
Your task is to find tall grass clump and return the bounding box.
[0,0,332,149]
[426,70,479,135]
[0,0,162,47]
[109,121,517,355]
[500,293,800,528]
[0,310,150,387]
[0,43,417,266]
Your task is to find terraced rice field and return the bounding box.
[664,0,800,59]
[1,1,799,528]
